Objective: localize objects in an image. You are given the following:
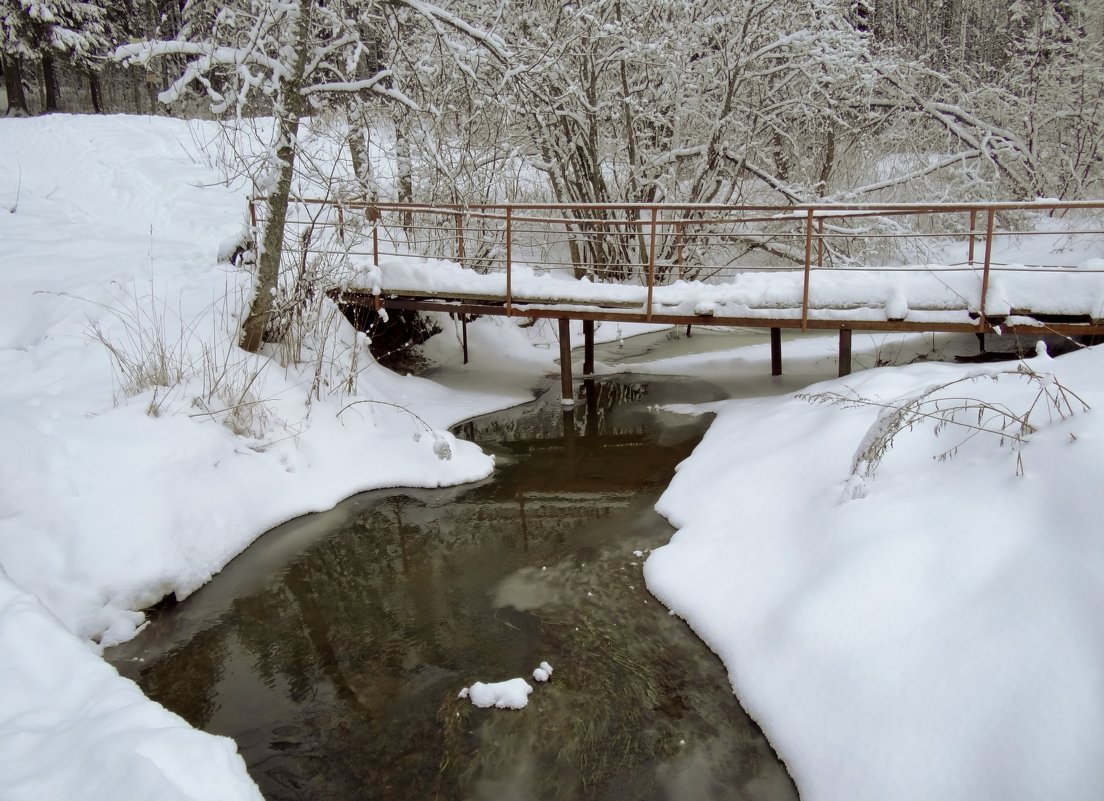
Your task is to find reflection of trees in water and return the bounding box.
[457,378,708,497]
[125,377,792,801]
[456,380,652,445]
[138,627,227,730]
[441,537,796,801]
[139,507,795,801]
[135,489,640,800]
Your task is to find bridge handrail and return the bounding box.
[254,198,1104,331]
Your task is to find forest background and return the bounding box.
[4,0,1103,213]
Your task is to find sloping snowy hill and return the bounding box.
[0,114,539,801]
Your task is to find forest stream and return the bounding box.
[107,330,800,801]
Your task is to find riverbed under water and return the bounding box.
[108,332,801,801]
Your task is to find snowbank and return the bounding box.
[646,344,1104,801]
[0,115,554,801]
[0,573,259,801]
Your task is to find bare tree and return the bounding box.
[118,0,509,353]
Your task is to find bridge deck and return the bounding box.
[264,198,1104,388]
[335,258,1104,336]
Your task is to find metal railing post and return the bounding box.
[646,207,659,321]
[675,220,684,278]
[978,207,996,329]
[967,209,977,265]
[505,206,513,315]
[801,209,814,332]
[455,210,464,264]
[369,204,379,267]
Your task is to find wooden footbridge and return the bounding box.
[266,198,1104,402]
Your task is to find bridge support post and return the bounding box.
[558,318,574,406]
[583,320,595,376]
[839,328,852,377]
[462,315,469,365]
[770,327,782,376]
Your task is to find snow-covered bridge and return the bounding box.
[267,198,1104,395]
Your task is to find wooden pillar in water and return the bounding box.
[558,318,574,405]
[839,328,852,377]
[584,379,598,438]
[562,407,577,451]
[770,327,782,376]
[583,319,595,376]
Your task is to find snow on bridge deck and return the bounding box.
[338,251,1104,334]
[279,199,1104,389]
[297,199,1104,336]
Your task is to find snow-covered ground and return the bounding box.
[0,114,563,801]
[2,114,1103,801]
[646,343,1104,801]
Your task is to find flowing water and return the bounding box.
[108,348,800,800]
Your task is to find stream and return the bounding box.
[108,330,800,801]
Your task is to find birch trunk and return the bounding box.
[240,0,313,353]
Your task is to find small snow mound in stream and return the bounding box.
[459,661,555,707]
[459,678,533,709]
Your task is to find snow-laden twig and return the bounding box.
[336,399,453,460]
[800,362,1091,498]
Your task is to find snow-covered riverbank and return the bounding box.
[2,114,1102,801]
[646,343,1104,801]
[0,115,562,800]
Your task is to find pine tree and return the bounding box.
[0,0,107,112]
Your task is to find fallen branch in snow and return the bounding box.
[800,359,1091,497]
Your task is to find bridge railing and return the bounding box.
[259,198,1104,329]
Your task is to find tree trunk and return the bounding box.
[240,113,301,352]
[146,72,160,114]
[239,0,313,354]
[347,110,378,201]
[348,126,367,192]
[41,53,61,113]
[395,119,413,232]
[88,70,104,113]
[131,70,143,113]
[817,126,837,197]
[2,55,30,116]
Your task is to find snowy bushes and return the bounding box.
[87,285,276,439]
[86,291,193,410]
[801,355,1091,499]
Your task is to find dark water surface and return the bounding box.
[108,375,798,801]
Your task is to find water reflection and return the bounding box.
[108,376,798,801]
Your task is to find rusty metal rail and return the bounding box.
[256,197,1104,338]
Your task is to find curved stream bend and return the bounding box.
[109,370,798,801]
